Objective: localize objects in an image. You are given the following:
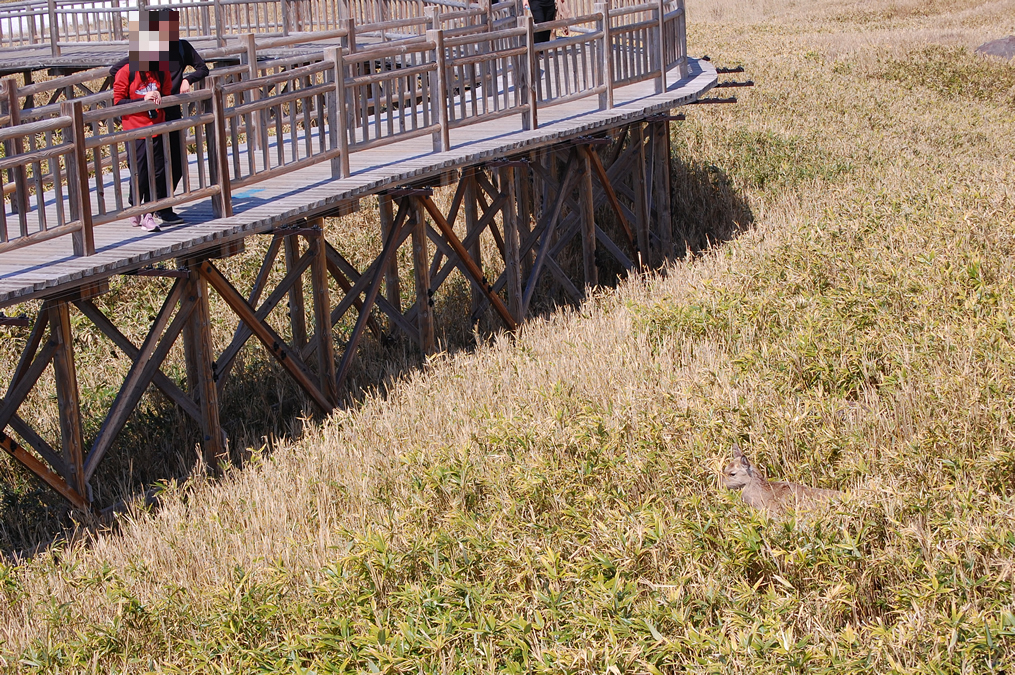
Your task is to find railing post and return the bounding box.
[595,1,613,110]
[62,101,95,256]
[242,33,260,153]
[481,0,493,31]
[677,0,688,77]
[5,80,29,230]
[325,46,350,178]
[209,85,233,218]
[213,0,225,47]
[520,15,536,130]
[344,16,356,53]
[427,28,450,153]
[282,0,291,35]
[47,0,61,57]
[654,0,666,93]
[111,0,123,41]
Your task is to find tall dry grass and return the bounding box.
[2,0,1015,671]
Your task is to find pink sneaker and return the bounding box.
[130,215,141,227]
[140,213,161,232]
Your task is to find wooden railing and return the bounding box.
[0,0,689,255]
[0,0,511,54]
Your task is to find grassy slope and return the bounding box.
[3,0,1015,671]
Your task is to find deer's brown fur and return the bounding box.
[722,445,840,514]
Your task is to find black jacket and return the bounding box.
[109,40,209,96]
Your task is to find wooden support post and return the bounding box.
[463,168,483,318]
[186,270,226,471]
[516,163,533,279]
[578,146,598,289]
[634,122,652,267]
[309,226,338,406]
[500,164,523,320]
[49,300,86,500]
[652,121,673,258]
[379,194,401,320]
[284,234,308,350]
[411,198,436,354]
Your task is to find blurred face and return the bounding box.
[128,12,163,69]
[128,10,178,68]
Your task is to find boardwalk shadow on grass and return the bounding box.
[0,155,754,559]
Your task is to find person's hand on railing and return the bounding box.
[180,79,192,94]
[144,90,162,105]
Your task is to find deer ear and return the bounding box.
[732,444,743,459]
[740,454,751,470]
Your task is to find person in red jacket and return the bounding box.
[113,10,173,232]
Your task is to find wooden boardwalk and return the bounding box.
[0,0,716,510]
[0,59,715,309]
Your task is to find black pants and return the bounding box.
[129,134,169,207]
[531,1,556,43]
[164,105,185,193]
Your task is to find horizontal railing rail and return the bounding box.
[0,0,515,54]
[0,0,688,256]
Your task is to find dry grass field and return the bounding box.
[2,0,1015,671]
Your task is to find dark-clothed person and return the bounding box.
[110,19,208,224]
[113,55,172,231]
[530,0,557,42]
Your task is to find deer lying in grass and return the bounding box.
[723,445,840,514]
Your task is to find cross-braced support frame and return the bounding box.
[0,119,680,510]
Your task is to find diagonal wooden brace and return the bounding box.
[198,260,334,414]
[420,195,517,329]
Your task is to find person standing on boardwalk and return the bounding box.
[528,0,557,42]
[113,10,174,232]
[109,9,209,226]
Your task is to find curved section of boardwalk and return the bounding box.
[0,59,714,308]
